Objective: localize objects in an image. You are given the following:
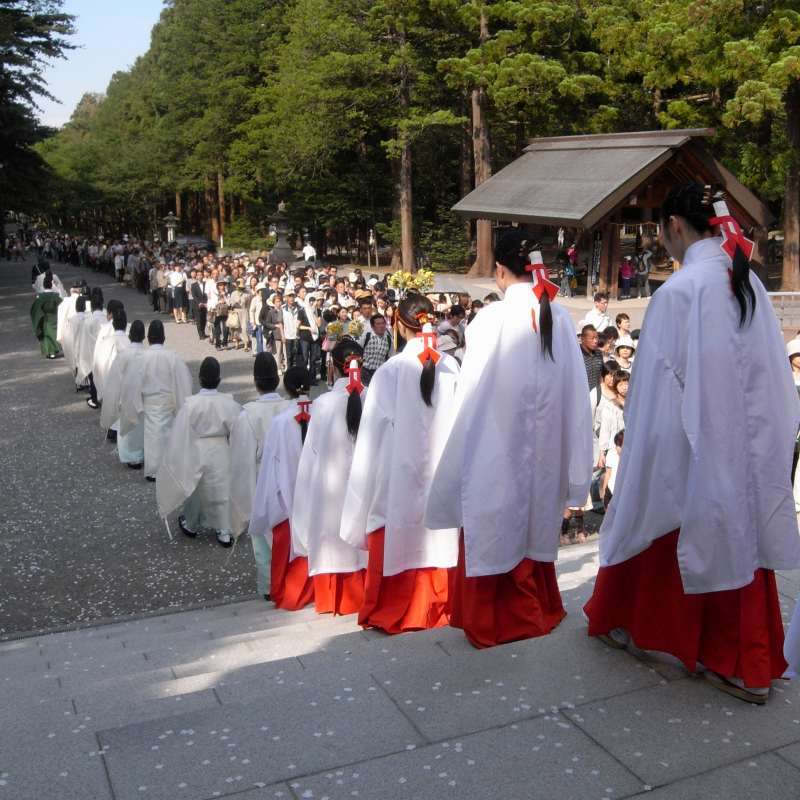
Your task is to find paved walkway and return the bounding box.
[2,542,800,800]
[5,256,800,799]
[0,256,270,636]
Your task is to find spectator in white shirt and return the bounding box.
[580,291,612,333]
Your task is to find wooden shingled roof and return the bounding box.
[453,129,773,230]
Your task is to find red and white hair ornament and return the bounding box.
[294,395,312,424]
[525,251,560,302]
[346,357,363,394]
[709,199,754,263]
[416,322,441,366]
[524,250,559,332]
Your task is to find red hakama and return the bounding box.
[584,530,786,688]
[313,570,365,615]
[358,528,450,634]
[270,520,314,611]
[449,532,565,649]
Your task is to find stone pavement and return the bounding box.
[0,256,287,636]
[2,541,800,800]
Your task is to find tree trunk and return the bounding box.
[175,191,182,220]
[460,111,473,244]
[398,35,415,273]
[783,83,800,291]
[390,158,402,269]
[399,137,414,272]
[217,171,226,238]
[205,177,220,243]
[468,7,493,278]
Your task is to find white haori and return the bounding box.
[291,379,368,576]
[249,401,307,551]
[62,309,88,378]
[156,389,242,531]
[100,343,144,432]
[75,309,106,383]
[340,337,460,576]
[228,393,290,536]
[56,294,77,345]
[92,330,130,403]
[119,344,192,479]
[34,272,66,297]
[599,237,800,593]
[425,281,593,577]
[785,598,800,679]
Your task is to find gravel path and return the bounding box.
[0,256,286,638]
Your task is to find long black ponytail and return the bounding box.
[661,183,756,327]
[494,229,554,360]
[283,366,311,443]
[331,339,365,439]
[398,293,438,406]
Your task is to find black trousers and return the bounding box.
[195,305,207,338]
[214,316,228,347]
[285,339,300,368]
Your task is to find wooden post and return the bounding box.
[609,224,621,300]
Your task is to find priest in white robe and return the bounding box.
[229,353,289,542]
[63,295,91,390]
[291,340,368,615]
[56,282,81,360]
[76,288,107,410]
[249,366,315,608]
[101,320,146,468]
[156,357,242,547]
[425,235,593,648]
[119,320,192,482]
[585,185,800,704]
[340,295,460,634]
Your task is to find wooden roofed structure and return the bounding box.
[453,129,773,298]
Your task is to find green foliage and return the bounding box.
[223,218,275,252]
[0,0,76,215]
[20,0,800,271]
[418,206,471,271]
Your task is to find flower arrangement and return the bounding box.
[387,268,435,296]
[346,320,364,340]
[325,321,344,341]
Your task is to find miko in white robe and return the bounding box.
[229,355,290,538]
[425,238,593,648]
[291,345,368,615]
[156,372,242,545]
[101,326,146,466]
[249,368,316,609]
[92,307,129,425]
[585,191,800,701]
[63,301,90,387]
[340,308,460,634]
[56,290,79,356]
[119,323,192,480]
[76,306,106,385]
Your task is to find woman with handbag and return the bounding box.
[227,279,245,349]
[212,279,230,350]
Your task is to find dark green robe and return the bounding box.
[30,292,62,357]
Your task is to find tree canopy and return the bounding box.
[0,0,75,217]
[19,0,800,285]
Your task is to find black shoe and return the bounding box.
[263,593,271,602]
[86,398,100,409]
[127,462,143,470]
[178,515,197,538]
[145,475,156,482]
[106,429,118,442]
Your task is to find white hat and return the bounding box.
[787,338,800,359]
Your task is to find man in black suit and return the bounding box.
[191,271,208,340]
